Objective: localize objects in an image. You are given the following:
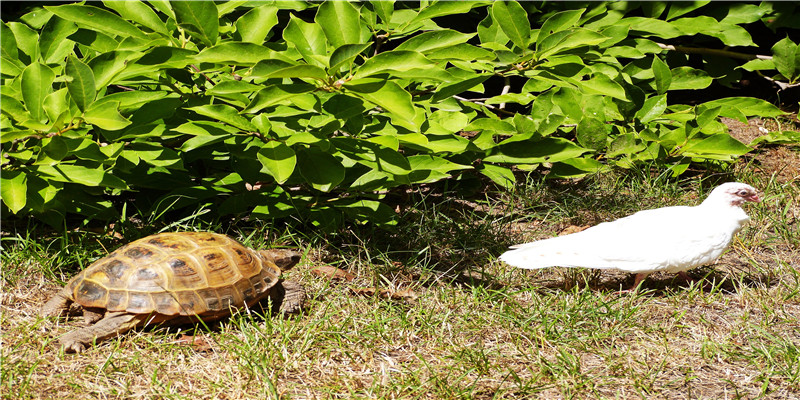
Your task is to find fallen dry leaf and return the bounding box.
[175,334,214,352]
[559,225,590,235]
[310,265,355,282]
[349,287,418,302]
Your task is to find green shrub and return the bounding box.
[0,1,793,229]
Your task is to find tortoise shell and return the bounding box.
[63,232,282,316]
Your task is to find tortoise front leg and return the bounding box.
[40,287,73,318]
[59,312,144,353]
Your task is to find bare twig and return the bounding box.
[656,43,772,61]
[498,76,511,110]
[758,73,800,91]
[190,64,216,85]
[111,85,136,92]
[453,95,515,116]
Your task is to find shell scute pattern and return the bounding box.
[106,290,128,310]
[67,232,281,316]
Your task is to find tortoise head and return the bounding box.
[258,249,302,271]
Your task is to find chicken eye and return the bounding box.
[737,190,749,196]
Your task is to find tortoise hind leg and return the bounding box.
[60,312,145,353]
[270,280,306,314]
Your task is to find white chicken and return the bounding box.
[500,182,761,290]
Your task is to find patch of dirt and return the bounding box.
[726,115,800,184]
[723,117,773,144]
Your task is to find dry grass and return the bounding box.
[2,144,799,399]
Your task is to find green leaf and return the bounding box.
[407,155,471,174]
[371,0,394,23]
[0,23,19,60]
[635,94,668,123]
[620,17,683,39]
[552,87,583,123]
[537,28,608,59]
[750,131,800,146]
[334,137,411,175]
[316,1,364,48]
[671,17,755,47]
[250,59,306,80]
[701,97,785,118]
[188,104,257,132]
[721,4,769,25]
[6,22,38,59]
[739,59,775,72]
[345,79,417,127]
[1,170,27,213]
[334,198,396,226]
[84,101,132,130]
[21,63,55,122]
[205,81,261,96]
[579,74,629,101]
[576,117,608,150]
[395,29,475,53]
[355,50,435,78]
[665,2,710,20]
[65,55,96,112]
[427,43,495,61]
[550,157,607,178]
[478,163,515,190]
[484,137,588,164]
[42,88,70,126]
[259,65,327,81]
[44,4,148,40]
[171,1,219,47]
[298,148,344,192]
[411,1,483,25]
[89,50,136,87]
[99,92,169,111]
[283,15,327,65]
[432,75,490,103]
[102,0,169,35]
[669,67,713,90]
[67,28,118,52]
[491,1,531,49]
[121,47,196,79]
[329,43,371,72]
[681,134,751,160]
[772,37,799,82]
[652,56,671,94]
[1,96,29,124]
[696,106,722,130]
[257,141,296,184]
[193,42,277,65]
[235,5,278,44]
[536,9,584,44]
[477,11,509,45]
[38,16,78,64]
[18,7,54,29]
[35,164,127,188]
[126,142,182,168]
[243,83,316,114]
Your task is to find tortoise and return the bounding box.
[40,231,305,353]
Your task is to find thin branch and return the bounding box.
[190,64,216,85]
[453,95,515,116]
[758,73,800,90]
[499,76,511,110]
[656,43,772,61]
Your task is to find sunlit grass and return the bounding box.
[2,165,798,399]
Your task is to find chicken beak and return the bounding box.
[748,193,762,203]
